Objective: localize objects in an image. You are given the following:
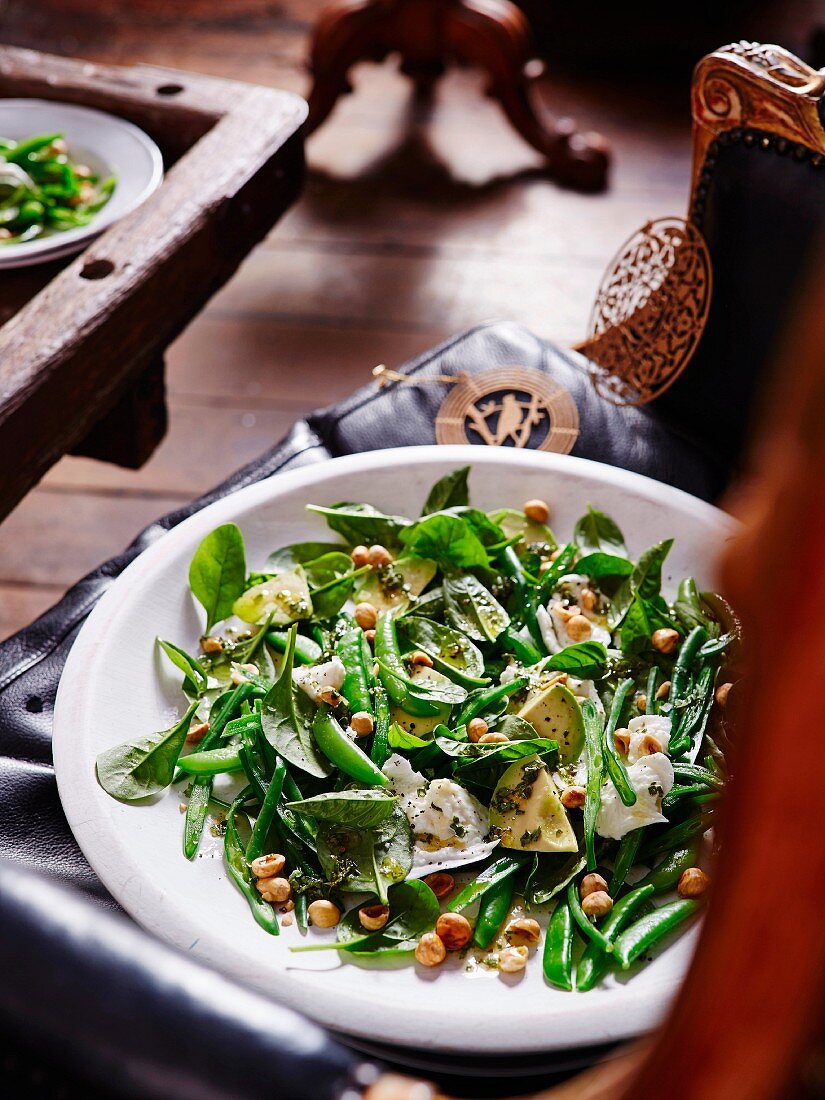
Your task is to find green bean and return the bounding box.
[335,618,374,714]
[266,629,321,665]
[542,898,574,990]
[375,612,440,716]
[566,881,613,954]
[602,678,636,807]
[613,899,700,969]
[581,699,604,870]
[246,760,287,862]
[499,627,543,666]
[535,543,576,606]
[662,783,717,815]
[669,626,708,733]
[638,839,702,893]
[474,875,515,949]
[645,667,659,713]
[370,684,391,767]
[453,676,528,729]
[449,855,523,912]
[610,828,643,895]
[575,884,655,991]
[671,762,724,790]
[671,665,717,760]
[312,707,389,787]
[6,133,60,163]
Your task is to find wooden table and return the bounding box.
[0,46,306,523]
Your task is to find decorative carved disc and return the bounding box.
[582,217,713,406]
[435,366,579,454]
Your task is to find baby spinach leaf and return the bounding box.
[453,737,558,780]
[375,658,468,706]
[400,616,488,687]
[574,552,633,579]
[267,541,345,571]
[307,503,411,546]
[157,638,207,698]
[574,507,627,557]
[632,539,673,601]
[544,640,608,680]
[443,573,510,642]
[304,551,359,618]
[422,466,470,515]
[524,852,587,907]
[261,625,332,778]
[495,714,539,740]
[401,513,489,570]
[188,523,246,630]
[388,723,430,750]
[620,595,654,656]
[287,789,397,829]
[316,806,414,904]
[439,507,505,547]
[96,700,198,802]
[337,879,439,951]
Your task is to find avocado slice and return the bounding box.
[489,754,577,853]
[354,556,437,613]
[488,508,556,552]
[390,665,450,737]
[517,682,585,764]
[233,568,312,625]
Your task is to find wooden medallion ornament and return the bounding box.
[373,364,580,454]
[577,217,713,406]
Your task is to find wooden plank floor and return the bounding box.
[0,0,699,640]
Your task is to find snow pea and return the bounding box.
[177,744,243,775]
[576,883,655,991]
[266,629,321,666]
[543,898,574,990]
[375,612,440,717]
[335,618,374,714]
[602,678,636,806]
[370,684,391,767]
[449,855,523,912]
[637,838,702,893]
[581,699,604,870]
[312,707,389,787]
[566,881,613,954]
[474,874,515,949]
[613,898,700,970]
[453,676,528,729]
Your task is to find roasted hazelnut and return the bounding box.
[566,614,592,641]
[656,680,672,700]
[505,917,541,947]
[351,544,370,567]
[678,867,711,899]
[354,602,378,630]
[359,904,390,931]
[423,872,455,899]
[350,711,374,736]
[256,876,291,904]
[435,912,472,951]
[579,587,598,611]
[186,720,210,745]
[467,717,489,743]
[250,853,286,878]
[523,499,550,524]
[581,890,613,919]
[409,650,434,668]
[580,873,609,898]
[560,785,586,810]
[415,932,446,967]
[368,544,394,568]
[499,946,529,973]
[715,682,733,708]
[201,635,224,654]
[652,628,680,654]
[308,900,341,928]
[479,732,509,744]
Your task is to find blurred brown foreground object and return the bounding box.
[306,0,610,190]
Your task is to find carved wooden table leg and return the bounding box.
[306,0,611,191]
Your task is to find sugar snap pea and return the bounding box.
[566,880,613,954]
[638,838,702,893]
[613,898,700,969]
[474,875,515,949]
[449,855,523,912]
[246,760,287,862]
[453,676,528,729]
[311,706,389,787]
[177,744,243,776]
[575,883,655,990]
[370,684,391,767]
[266,629,321,665]
[581,699,604,870]
[375,612,440,716]
[335,617,374,714]
[609,827,643,895]
[543,898,574,990]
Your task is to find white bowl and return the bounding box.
[53,446,735,1055]
[0,99,163,268]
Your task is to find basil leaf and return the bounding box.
[453,737,558,779]
[96,700,198,802]
[607,577,633,630]
[401,513,489,570]
[620,595,653,656]
[632,539,673,601]
[422,466,470,515]
[305,551,358,618]
[317,806,414,903]
[545,640,609,680]
[287,790,397,829]
[574,507,627,556]
[443,573,509,642]
[267,541,345,570]
[399,616,488,686]
[337,879,439,951]
[496,714,539,740]
[157,638,207,698]
[261,625,332,778]
[439,507,505,547]
[574,552,633,579]
[307,503,411,546]
[188,523,246,631]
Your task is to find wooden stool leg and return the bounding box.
[71,358,167,469]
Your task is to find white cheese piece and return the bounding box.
[624,714,672,763]
[596,753,675,840]
[292,656,345,702]
[382,754,498,872]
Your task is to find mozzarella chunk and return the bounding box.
[382,754,496,870]
[596,753,675,840]
[537,590,612,652]
[292,656,345,701]
[624,714,672,763]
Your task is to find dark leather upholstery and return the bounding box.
[0,322,727,1096]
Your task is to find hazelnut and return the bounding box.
[364,629,376,645]
[317,687,342,707]
[351,544,370,567]
[505,917,541,947]
[678,867,711,899]
[350,711,374,736]
[256,876,291,904]
[499,946,529,973]
[581,890,613,919]
[652,628,680,654]
[423,872,455,899]
[635,694,647,713]
[354,602,378,630]
[186,720,210,745]
[308,900,341,928]
[566,614,592,641]
[359,903,390,931]
[435,912,472,951]
[553,602,578,623]
[368,544,394,568]
[640,734,663,756]
[579,587,598,611]
[613,729,631,754]
[467,717,488,743]
[656,680,672,700]
[409,650,434,668]
[560,785,586,810]
[523,499,550,524]
[715,682,733,708]
[250,853,286,878]
[201,636,223,654]
[415,931,446,967]
[581,873,609,898]
[479,732,509,744]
